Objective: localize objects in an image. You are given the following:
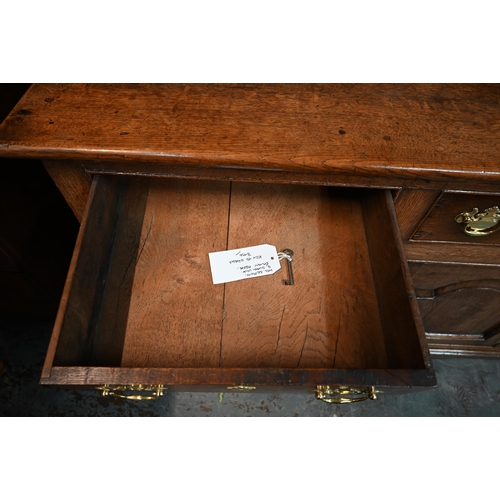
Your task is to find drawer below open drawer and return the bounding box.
[41,175,435,397]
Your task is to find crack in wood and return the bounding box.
[332,292,347,368]
[219,297,226,367]
[136,218,153,266]
[296,323,308,368]
[120,217,153,288]
[219,182,233,367]
[275,305,286,353]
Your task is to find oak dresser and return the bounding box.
[1,84,499,403]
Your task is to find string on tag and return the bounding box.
[278,251,293,262]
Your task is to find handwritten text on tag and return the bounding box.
[208,244,281,285]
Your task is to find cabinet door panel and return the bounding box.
[416,279,500,356]
[418,280,500,335]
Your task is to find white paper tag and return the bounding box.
[208,244,281,285]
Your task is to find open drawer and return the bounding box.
[41,175,436,401]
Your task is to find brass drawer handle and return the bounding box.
[96,384,166,400]
[226,385,256,391]
[455,206,500,236]
[314,385,377,404]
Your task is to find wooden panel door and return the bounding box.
[416,279,500,357]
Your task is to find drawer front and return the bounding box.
[41,175,435,396]
[411,193,500,245]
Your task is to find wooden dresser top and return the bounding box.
[1,84,500,183]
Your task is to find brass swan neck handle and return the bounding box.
[455,206,500,236]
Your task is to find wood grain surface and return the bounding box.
[44,176,431,386]
[42,177,99,379]
[121,179,230,368]
[121,181,392,370]
[410,261,500,289]
[80,159,500,192]
[220,184,388,369]
[51,176,149,367]
[404,242,500,266]
[361,190,428,369]
[394,188,441,240]
[1,84,500,184]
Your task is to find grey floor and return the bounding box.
[1,318,500,417]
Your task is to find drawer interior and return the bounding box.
[43,176,430,387]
